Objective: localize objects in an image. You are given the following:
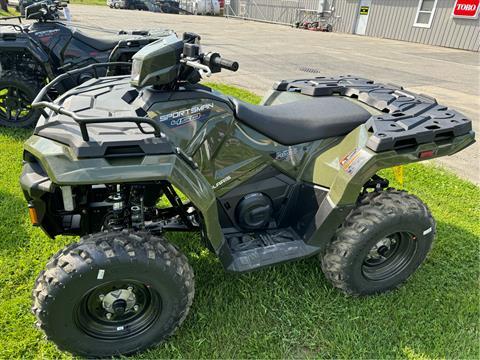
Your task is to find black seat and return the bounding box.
[72,30,120,52]
[231,96,372,145]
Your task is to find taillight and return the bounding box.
[419,150,435,159]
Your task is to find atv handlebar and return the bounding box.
[26,0,68,21]
[215,58,239,72]
[180,41,239,77]
[210,54,239,72]
[180,52,239,79]
[202,52,239,73]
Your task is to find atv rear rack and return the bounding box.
[273,77,473,152]
[32,62,163,141]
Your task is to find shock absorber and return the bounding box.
[108,185,125,230]
[128,185,147,230]
[130,198,145,230]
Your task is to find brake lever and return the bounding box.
[27,11,44,20]
[181,59,212,77]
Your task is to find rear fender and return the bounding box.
[0,33,52,77]
[22,136,225,250]
[300,126,475,247]
[302,126,475,205]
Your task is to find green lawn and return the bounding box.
[0,6,20,17]
[0,84,479,359]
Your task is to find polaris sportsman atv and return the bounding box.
[21,32,475,357]
[0,0,171,128]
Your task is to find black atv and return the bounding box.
[0,0,171,128]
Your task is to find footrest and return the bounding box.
[225,228,320,272]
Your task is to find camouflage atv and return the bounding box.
[21,32,475,357]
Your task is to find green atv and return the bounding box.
[21,32,475,357]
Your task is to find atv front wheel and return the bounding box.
[0,71,42,128]
[321,189,435,296]
[32,231,194,357]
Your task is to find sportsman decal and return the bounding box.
[159,103,214,128]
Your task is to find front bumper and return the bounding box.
[20,160,58,238]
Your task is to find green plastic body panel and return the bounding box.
[144,89,311,195]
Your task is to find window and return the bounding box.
[414,0,438,28]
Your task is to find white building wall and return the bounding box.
[224,0,479,50]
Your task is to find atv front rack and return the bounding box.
[0,16,23,23]
[32,62,163,141]
[273,77,473,152]
[0,23,24,34]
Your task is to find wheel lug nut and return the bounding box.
[106,312,112,319]
[133,305,139,311]
[99,294,105,301]
[127,286,133,291]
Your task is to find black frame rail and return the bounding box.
[32,62,163,142]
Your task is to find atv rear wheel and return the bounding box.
[0,71,42,128]
[32,231,194,357]
[320,189,435,296]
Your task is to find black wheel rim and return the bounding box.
[75,280,162,340]
[0,85,34,124]
[362,232,418,281]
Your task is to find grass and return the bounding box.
[0,83,479,359]
[0,6,20,17]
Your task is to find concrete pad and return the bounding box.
[69,5,479,183]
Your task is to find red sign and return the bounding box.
[453,0,480,18]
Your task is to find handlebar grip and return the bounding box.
[213,57,239,72]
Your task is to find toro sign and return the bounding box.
[452,0,480,18]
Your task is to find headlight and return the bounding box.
[130,59,142,86]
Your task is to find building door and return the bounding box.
[355,0,372,35]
